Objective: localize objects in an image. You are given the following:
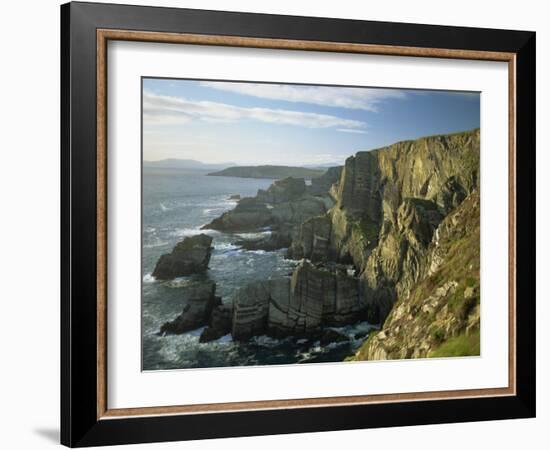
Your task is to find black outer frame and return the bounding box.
[60,1,536,447]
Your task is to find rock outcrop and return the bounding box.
[152,234,213,280]
[203,177,334,250]
[231,281,271,341]
[288,129,480,324]
[307,166,343,196]
[231,260,365,341]
[349,191,480,360]
[159,281,221,335]
[199,304,233,343]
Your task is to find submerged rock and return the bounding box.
[159,281,220,335]
[152,234,213,280]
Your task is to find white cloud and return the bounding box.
[200,82,406,111]
[337,128,368,134]
[143,91,366,130]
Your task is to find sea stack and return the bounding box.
[152,234,213,280]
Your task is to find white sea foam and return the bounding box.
[215,333,233,344]
[235,231,272,240]
[165,278,193,288]
[170,227,220,238]
[251,335,282,348]
[214,242,239,251]
[159,202,171,212]
[202,207,226,215]
[143,240,169,248]
[143,273,156,283]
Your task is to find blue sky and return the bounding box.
[143,78,480,166]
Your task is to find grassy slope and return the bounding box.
[350,191,480,361]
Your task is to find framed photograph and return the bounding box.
[61,2,536,447]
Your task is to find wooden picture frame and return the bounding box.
[61,1,536,447]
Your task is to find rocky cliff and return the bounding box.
[289,129,480,324]
[158,129,481,360]
[349,190,480,360]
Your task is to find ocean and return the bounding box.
[142,167,376,370]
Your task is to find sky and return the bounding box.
[142,78,480,166]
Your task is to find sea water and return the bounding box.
[142,167,375,370]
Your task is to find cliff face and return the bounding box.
[350,190,480,360]
[160,129,481,360]
[288,129,480,323]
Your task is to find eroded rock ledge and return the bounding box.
[159,260,367,344]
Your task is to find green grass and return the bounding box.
[429,330,480,358]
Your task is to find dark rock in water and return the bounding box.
[228,194,241,200]
[159,282,220,335]
[202,197,272,232]
[152,234,213,280]
[231,282,270,341]
[231,260,366,341]
[199,304,233,343]
[320,328,350,346]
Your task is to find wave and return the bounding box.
[159,202,171,212]
[247,249,267,255]
[251,335,292,348]
[169,227,220,238]
[214,242,239,252]
[143,273,156,283]
[143,240,169,248]
[235,231,272,240]
[165,278,193,288]
[202,207,226,215]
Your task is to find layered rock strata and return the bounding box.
[231,260,365,341]
[288,129,480,324]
